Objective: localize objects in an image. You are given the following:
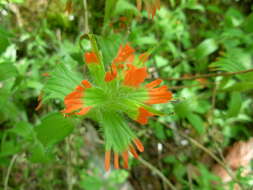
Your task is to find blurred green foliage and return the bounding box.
[1,0,253,189]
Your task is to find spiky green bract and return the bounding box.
[87,36,106,86]
[99,110,136,153]
[83,79,149,119]
[42,64,82,103]
[85,63,105,86]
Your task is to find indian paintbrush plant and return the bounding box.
[41,36,172,171]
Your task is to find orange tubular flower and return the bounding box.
[123,64,148,87]
[62,80,92,116]
[105,44,135,81]
[104,44,172,125]
[145,79,173,104]
[104,138,144,171]
[113,44,135,64]
[105,63,117,82]
[136,107,154,125]
[84,52,99,64]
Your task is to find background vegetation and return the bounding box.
[1,0,253,189]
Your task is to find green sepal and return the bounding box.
[42,63,82,103]
[85,34,106,86]
[99,110,136,153]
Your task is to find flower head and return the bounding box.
[61,43,172,171]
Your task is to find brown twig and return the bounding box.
[166,68,253,81]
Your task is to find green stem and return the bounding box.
[180,133,245,189]
[138,157,177,190]
[4,155,18,190]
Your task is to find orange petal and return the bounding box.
[105,64,117,82]
[134,138,144,152]
[123,65,148,87]
[125,54,135,64]
[136,107,154,125]
[81,80,92,88]
[105,151,111,171]
[114,153,119,169]
[76,106,92,115]
[129,145,139,158]
[145,79,163,88]
[113,44,135,63]
[122,151,129,169]
[84,52,99,64]
[147,91,173,104]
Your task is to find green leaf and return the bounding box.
[29,140,52,163]
[35,113,74,148]
[114,0,138,16]
[225,8,244,27]
[227,92,242,118]
[155,55,168,68]
[104,0,118,25]
[108,170,129,184]
[0,26,11,54]
[80,174,103,190]
[174,101,192,118]
[8,121,34,139]
[0,61,17,81]
[222,82,253,92]
[173,163,186,181]
[187,113,205,134]
[152,121,166,140]
[0,140,21,157]
[97,34,122,66]
[210,48,251,81]
[194,38,218,59]
[243,13,253,33]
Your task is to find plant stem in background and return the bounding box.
[179,133,245,189]
[139,157,177,190]
[4,155,18,190]
[83,0,89,33]
[167,68,253,81]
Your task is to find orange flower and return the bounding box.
[105,63,117,82]
[62,80,92,116]
[104,138,144,171]
[113,44,135,64]
[136,107,154,125]
[123,64,148,87]
[145,79,173,104]
[84,52,99,64]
